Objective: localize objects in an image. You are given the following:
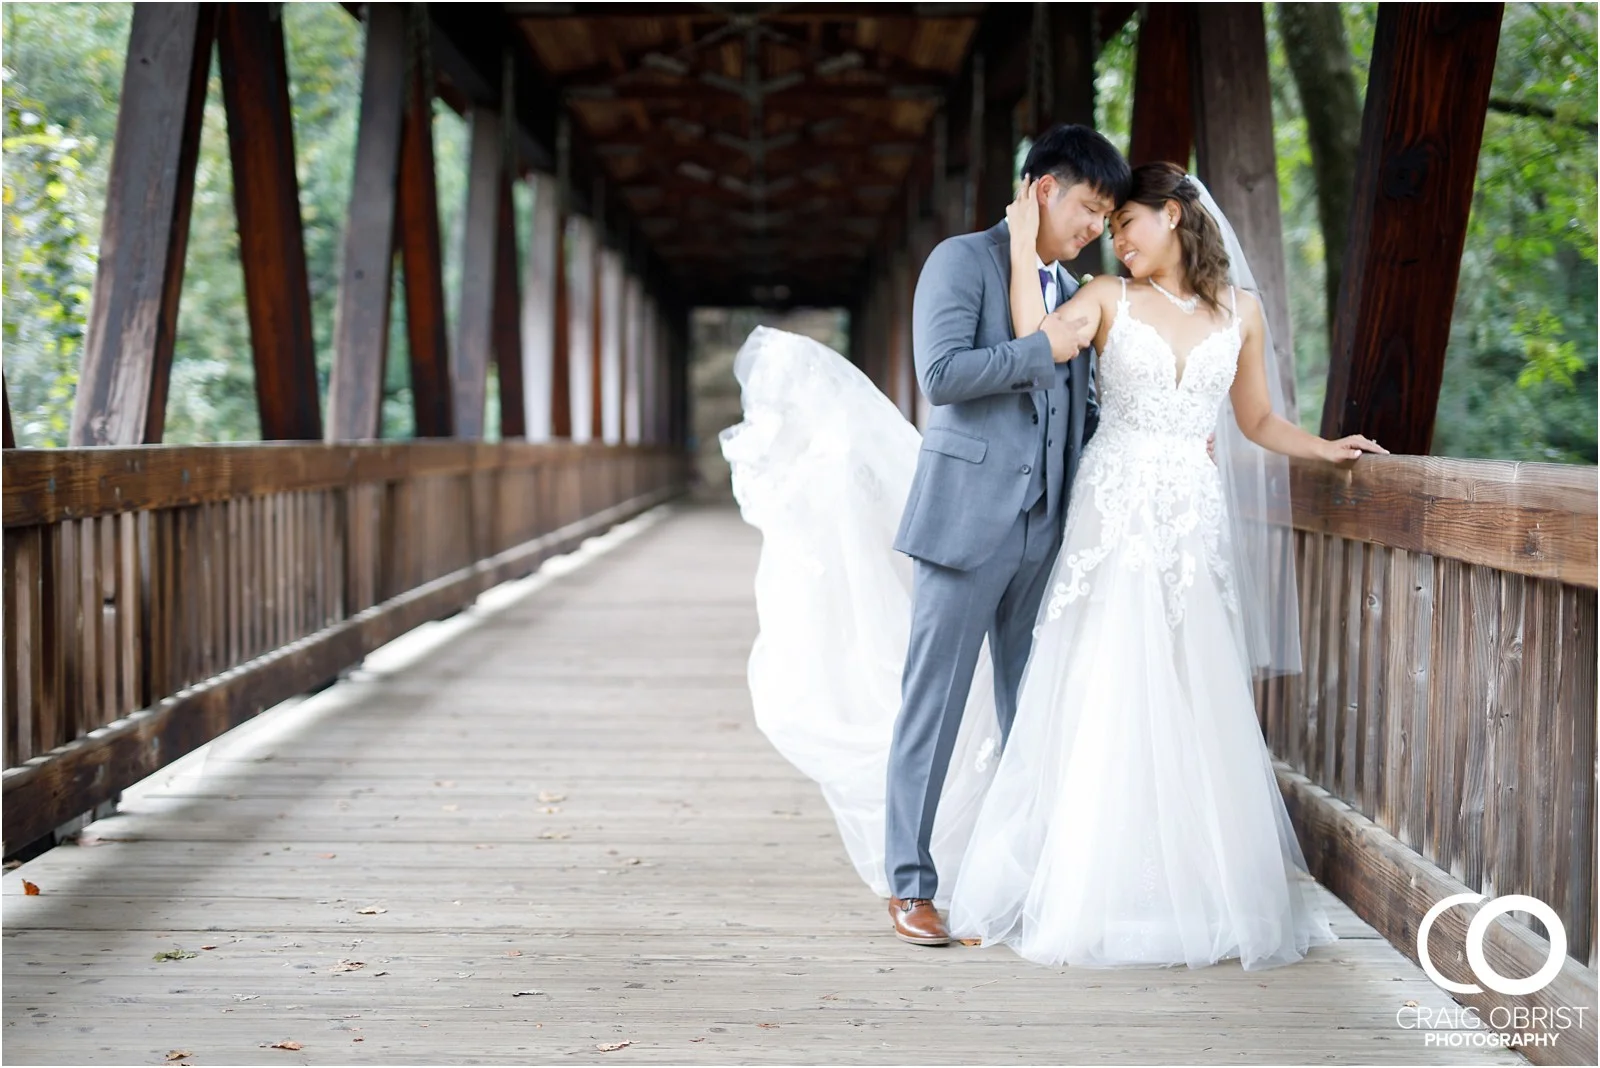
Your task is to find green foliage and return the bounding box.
[1095,3,1596,462]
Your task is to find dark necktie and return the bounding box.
[1038,268,1052,310]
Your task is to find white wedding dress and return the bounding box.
[720,286,1336,971]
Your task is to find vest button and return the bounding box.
[1020,465,1032,475]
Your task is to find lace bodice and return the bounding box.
[1096,282,1243,445]
[1045,283,1244,629]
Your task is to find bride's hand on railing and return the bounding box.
[1316,434,1389,463]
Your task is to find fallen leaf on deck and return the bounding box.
[596,1041,632,1052]
[331,960,366,973]
[356,906,387,915]
[353,1037,364,1042]
[537,791,566,803]
[757,1022,779,1029]
[505,949,523,957]
[539,806,562,814]
[165,1051,192,1061]
[232,994,260,1002]
[1403,999,1419,1008]
[154,948,198,962]
[957,938,982,946]
[512,990,546,997]
[268,1040,304,1051]
[372,971,390,977]
[22,880,40,896]
[537,832,569,840]
[456,971,473,978]
[318,853,337,860]
[691,1037,706,1043]
[625,858,641,866]
[200,945,218,951]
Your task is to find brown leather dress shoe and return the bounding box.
[888,896,951,946]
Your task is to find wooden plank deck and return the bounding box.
[2,503,1524,1065]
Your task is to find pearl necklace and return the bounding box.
[1150,279,1199,315]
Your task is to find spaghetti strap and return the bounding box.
[1229,285,1239,323]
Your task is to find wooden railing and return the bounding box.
[1,441,689,854]
[1270,455,1597,1066]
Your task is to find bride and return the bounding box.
[720,161,1384,970]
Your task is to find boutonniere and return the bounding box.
[1076,272,1094,287]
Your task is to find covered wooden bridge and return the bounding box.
[3,3,1595,1064]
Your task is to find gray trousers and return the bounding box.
[884,498,1062,901]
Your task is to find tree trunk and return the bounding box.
[1278,3,1363,333]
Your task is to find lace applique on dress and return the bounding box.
[1046,283,1243,628]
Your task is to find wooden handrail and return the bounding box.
[3,440,683,528]
[1291,455,1597,587]
[2,441,690,853]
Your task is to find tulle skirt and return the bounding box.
[721,326,1335,970]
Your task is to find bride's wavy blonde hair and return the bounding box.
[1126,162,1231,314]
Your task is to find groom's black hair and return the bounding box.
[1020,124,1132,205]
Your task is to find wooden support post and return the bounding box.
[70,3,213,446]
[216,2,322,440]
[549,211,573,439]
[1038,1,1096,130]
[327,3,406,441]
[1320,3,1504,454]
[3,376,15,449]
[976,71,1018,231]
[1043,1,1102,276]
[599,249,624,445]
[623,270,644,445]
[566,216,597,443]
[1191,2,1296,411]
[396,14,454,438]
[452,107,503,440]
[1130,3,1194,167]
[520,172,559,442]
[589,194,606,445]
[492,169,526,440]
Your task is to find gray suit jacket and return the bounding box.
[893,221,1094,571]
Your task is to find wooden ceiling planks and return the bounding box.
[509,4,980,304]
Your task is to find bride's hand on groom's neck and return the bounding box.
[1008,177,1042,253]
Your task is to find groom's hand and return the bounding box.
[1042,312,1092,363]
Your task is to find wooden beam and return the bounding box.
[1129,2,1194,167]
[623,271,644,445]
[1320,3,1504,454]
[493,170,527,439]
[1279,767,1598,1068]
[1036,1,1095,132]
[1044,2,1102,277]
[1290,455,1597,588]
[1191,2,1296,412]
[452,108,503,440]
[589,223,605,443]
[327,3,407,442]
[549,211,574,439]
[519,173,559,441]
[70,3,213,446]
[216,3,323,441]
[598,249,624,445]
[567,216,598,442]
[396,28,455,439]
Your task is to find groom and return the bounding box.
[885,125,1131,946]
